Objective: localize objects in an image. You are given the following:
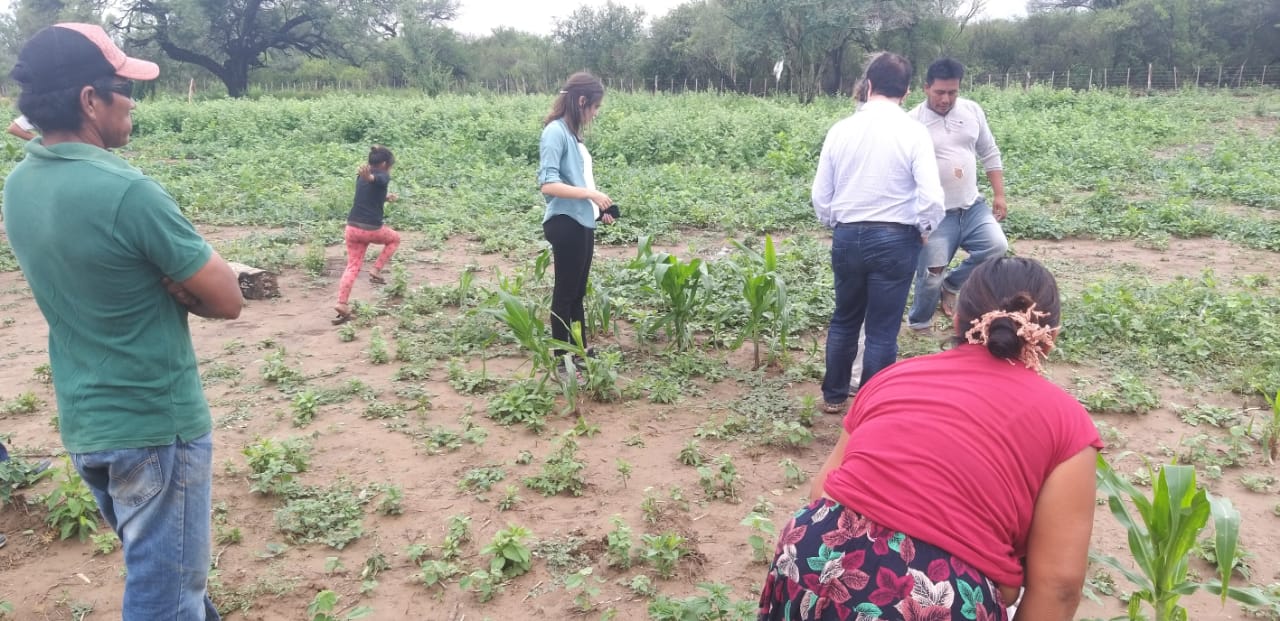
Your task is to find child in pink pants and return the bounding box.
[334,145,399,323]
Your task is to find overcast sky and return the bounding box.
[452,0,1028,37]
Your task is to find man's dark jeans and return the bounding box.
[822,222,923,404]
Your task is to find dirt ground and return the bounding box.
[1,229,1277,620]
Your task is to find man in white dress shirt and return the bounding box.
[812,52,945,413]
[906,58,1009,333]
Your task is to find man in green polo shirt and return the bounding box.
[3,23,242,619]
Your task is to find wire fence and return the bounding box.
[8,62,1269,98]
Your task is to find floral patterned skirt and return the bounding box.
[757,498,1009,621]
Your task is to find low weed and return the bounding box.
[243,437,312,495]
[1240,474,1276,493]
[605,515,635,569]
[91,531,120,555]
[423,417,487,454]
[458,466,507,494]
[697,454,741,503]
[365,327,389,364]
[0,455,54,505]
[779,458,806,487]
[486,379,554,432]
[274,482,367,549]
[459,569,503,603]
[523,434,588,497]
[1,391,41,415]
[678,440,704,466]
[741,513,777,564]
[640,532,687,579]
[418,559,461,591]
[563,567,604,612]
[616,459,633,488]
[41,462,99,541]
[437,514,472,561]
[306,590,372,621]
[446,359,496,395]
[1076,372,1160,414]
[291,391,320,426]
[372,483,403,516]
[648,582,756,620]
[1176,403,1241,428]
[496,485,520,511]
[260,349,304,385]
[482,524,533,579]
[629,574,657,598]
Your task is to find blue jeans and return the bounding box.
[907,197,1008,329]
[72,434,220,621]
[822,223,922,404]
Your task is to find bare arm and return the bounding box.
[986,169,1007,221]
[1012,447,1098,621]
[7,121,35,141]
[808,430,850,502]
[165,251,243,319]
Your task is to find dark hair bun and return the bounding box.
[985,318,1022,359]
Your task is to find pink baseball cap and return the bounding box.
[10,23,159,94]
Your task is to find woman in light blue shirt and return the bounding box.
[537,72,615,377]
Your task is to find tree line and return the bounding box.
[0,0,1276,99]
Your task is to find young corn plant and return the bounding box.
[731,236,790,368]
[1093,455,1274,621]
[483,286,555,381]
[632,236,708,352]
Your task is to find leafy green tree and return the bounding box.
[553,1,647,78]
[643,0,772,87]
[115,0,361,97]
[724,0,908,101]
[462,28,564,90]
[0,0,104,71]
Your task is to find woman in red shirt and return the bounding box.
[757,257,1101,621]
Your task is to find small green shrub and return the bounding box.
[243,437,312,495]
[41,462,99,541]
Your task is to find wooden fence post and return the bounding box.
[1004,72,1010,88]
[1066,68,1071,89]
[1050,71,1055,88]
[1088,68,1093,89]
[1263,65,1269,86]
[1195,66,1201,88]
[1146,63,1152,90]
[1126,67,1131,89]
[1173,66,1178,89]
[1103,67,1107,89]
[1237,62,1246,87]
[1217,65,1223,87]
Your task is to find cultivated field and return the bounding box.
[0,87,1278,620]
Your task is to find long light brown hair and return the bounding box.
[543,71,605,141]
